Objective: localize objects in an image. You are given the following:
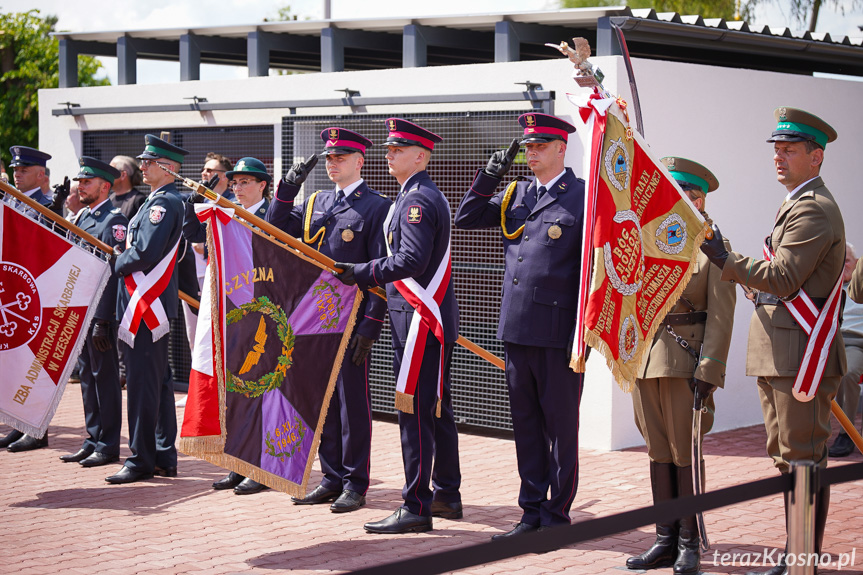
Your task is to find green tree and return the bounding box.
[0,9,109,168]
[784,0,863,32]
[560,0,756,22]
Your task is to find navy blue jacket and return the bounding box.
[352,171,459,346]
[455,168,584,349]
[115,183,184,321]
[266,180,391,341]
[74,200,129,321]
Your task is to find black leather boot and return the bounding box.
[673,465,700,575]
[746,490,790,575]
[627,461,678,570]
[812,485,830,573]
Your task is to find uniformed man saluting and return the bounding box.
[701,108,844,575]
[106,134,188,484]
[627,158,736,575]
[455,113,584,539]
[335,118,462,534]
[267,128,391,512]
[59,157,129,469]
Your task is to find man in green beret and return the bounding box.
[701,108,844,575]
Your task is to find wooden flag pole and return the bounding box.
[159,165,506,371]
[830,400,863,456]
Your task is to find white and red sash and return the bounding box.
[383,199,452,417]
[118,241,180,347]
[763,239,843,402]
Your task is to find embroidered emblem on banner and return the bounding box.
[112,225,127,242]
[149,205,166,224]
[604,137,630,192]
[0,262,41,348]
[264,415,307,462]
[225,296,295,398]
[312,280,344,330]
[655,214,687,255]
[407,206,422,224]
[619,314,639,363]
[603,210,644,296]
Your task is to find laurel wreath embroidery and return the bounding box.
[311,280,343,330]
[264,417,307,461]
[225,296,295,397]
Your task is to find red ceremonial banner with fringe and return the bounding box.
[570,97,708,390]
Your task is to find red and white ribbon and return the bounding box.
[118,241,180,347]
[382,200,451,415]
[763,239,843,402]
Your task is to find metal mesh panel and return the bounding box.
[282,112,535,430]
[82,125,275,384]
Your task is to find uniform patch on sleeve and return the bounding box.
[149,205,166,224]
[112,224,127,242]
[407,205,422,224]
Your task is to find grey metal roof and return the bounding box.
[52,6,863,88]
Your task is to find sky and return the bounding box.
[2,0,863,84]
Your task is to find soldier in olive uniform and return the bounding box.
[106,135,188,485]
[59,157,128,468]
[702,108,844,575]
[627,158,736,575]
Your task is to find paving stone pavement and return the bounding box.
[2,387,862,575]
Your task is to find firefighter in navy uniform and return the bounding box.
[58,157,129,468]
[454,113,584,539]
[105,134,188,484]
[266,128,390,512]
[627,158,736,575]
[335,118,461,534]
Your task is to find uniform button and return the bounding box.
[524,235,529,241]
[517,256,523,262]
[553,301,558,306]
[529,215,535,221]
[513,278,519,285]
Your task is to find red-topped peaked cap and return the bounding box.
[384,118,443,151]
[518,113,576,144]
[320,127,373,155]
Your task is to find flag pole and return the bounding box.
[158,165,506,371]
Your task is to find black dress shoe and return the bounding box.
[330,490,366,513]
[0,429,24,448]
[291,484,340,505]
[154,465,177,477]
[60,447,94,463]
[79,452,119,467]
[431,500,463,519]
[491,522,539,541]
[8,433,48,452]
[213,472,245,490]
[364,508,432,534]
[829,433,855,457]
[234,478,268,495]
[105,466,154,484]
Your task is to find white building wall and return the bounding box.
[38,55,863,451]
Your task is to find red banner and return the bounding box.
[571,98,708,389]
[0,203,110,436]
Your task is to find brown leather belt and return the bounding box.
[755,292,827,308]
[663,312,707,326]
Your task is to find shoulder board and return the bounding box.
[368,189,383,196]
[111,207,122,214]
[801,190,816,199]
[152,190,166,196]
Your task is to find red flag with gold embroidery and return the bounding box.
[570,98,708,390]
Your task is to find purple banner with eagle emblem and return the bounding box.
[179,206,362,496]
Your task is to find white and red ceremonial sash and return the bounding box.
[118,240,180,347]
[0,201,110,437]
[382,200,451,416]
[763,240,843,401]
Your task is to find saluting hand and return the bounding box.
[700,224,728,269]
[484,138,521,179]
[276,154,319,203]
[48,176,71,216]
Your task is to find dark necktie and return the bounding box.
[334,190,345,207]
[527,185,546,211]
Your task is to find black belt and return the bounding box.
[755,292,827,308]
[663,312,707,326]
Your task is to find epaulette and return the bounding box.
[111,207,122,214]
[368,189,383,196]
[511,175,530,182]
[402,185,420,197]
